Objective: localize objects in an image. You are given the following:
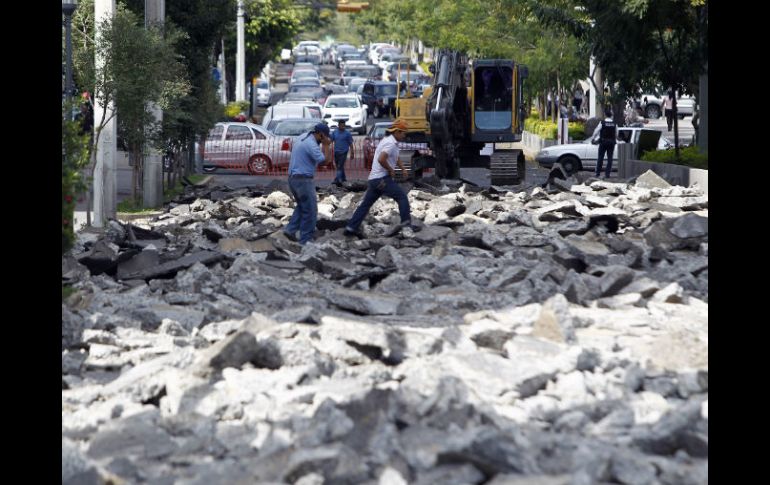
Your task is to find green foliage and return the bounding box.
[245,0,303,70]
[524,116,585,140]
[225,101,250,118]
[62,106,91,254]
[641,145,708,169]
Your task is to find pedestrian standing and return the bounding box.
[572,86,583,116]
[330,118,354,186]
[591,108,617,179]
[344,118,415,237]
[283,123,333,245]
[663,89,675,131]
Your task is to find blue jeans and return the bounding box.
[333,151,348,183]
[284,176,317,244]
[346,176,411,231]
[596,141,615,177]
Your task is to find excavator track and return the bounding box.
[490,149,525,186]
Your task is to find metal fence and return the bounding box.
[198,137,433,179]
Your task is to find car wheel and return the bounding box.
[645,104,662,119]
[678,114,686,119]
[247,154,271,175]
[373,105,381,118]
[558,155,580,175]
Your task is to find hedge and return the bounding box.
[641,145,708,170]
[524,116,585,141]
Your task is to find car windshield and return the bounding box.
[326,98,358,108]
[371,125,389,139]
[273,120,318,135]
[349,80,366,92]
[258,81,268,89]
[376,85,397,96]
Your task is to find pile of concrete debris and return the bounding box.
[62,171,707,485]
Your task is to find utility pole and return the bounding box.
[93,0,117,228]
[236,0,246,102]
[143,0,164,208]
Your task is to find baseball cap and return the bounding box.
[386,118,409,132]
[314,123,330,137]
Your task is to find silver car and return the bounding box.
[535,127,668,174]
[201,122,294,175]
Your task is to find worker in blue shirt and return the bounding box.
[283,123,332,245]
[330,118,354,186]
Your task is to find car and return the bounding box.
[347,78,368,97]
[362,121,430,169]
[344,65,381,80]
[254,79,271,107]
[290,70,320,86]
[334,44,358,67]
[284,86,327,105]
[266,118,322,136]
[377,50,403,70]
[261,103,322,129]
[361,81,399,118]
[201,122,294,175]
[322,94,368,135]
[292,62,321,74]
[535,127,670,174]
[280,48,292,64]
[637,89,695,119]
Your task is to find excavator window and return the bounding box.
[474,66,513,130]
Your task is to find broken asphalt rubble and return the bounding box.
[62,170,707,484]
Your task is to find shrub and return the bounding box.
[524,116,585,141]
[225,101,250,119]
[641,145,708,170]
[62,111,91,254]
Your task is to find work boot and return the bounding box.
[282,230,298,242]
[343,227,363,238]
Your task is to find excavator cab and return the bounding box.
[473,65,514,131]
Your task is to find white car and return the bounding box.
[254,79,271,107]
[261,103,322,129]
[322,95,368,135]
[639,90,695,119]
[535,127,670,175]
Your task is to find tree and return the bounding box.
[533,0,708,157]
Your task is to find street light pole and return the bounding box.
[62,0,78,119]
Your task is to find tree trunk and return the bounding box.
[698,70,707,153]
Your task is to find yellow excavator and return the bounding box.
[395,49,528,185]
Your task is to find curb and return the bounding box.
[115,174,214,222]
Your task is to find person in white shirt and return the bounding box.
[344,118,414,236]
[663,89,675,131]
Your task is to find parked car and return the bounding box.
[266,118,322,136]
[322,94,368,134]
[280,49,292,64]
[637,89,695,119]
[201,122,293,175]
[362,121,430,169]
[534,127,668,174]
[254,79,271,107]
[261,104,322,129]
[361,81,399,118]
